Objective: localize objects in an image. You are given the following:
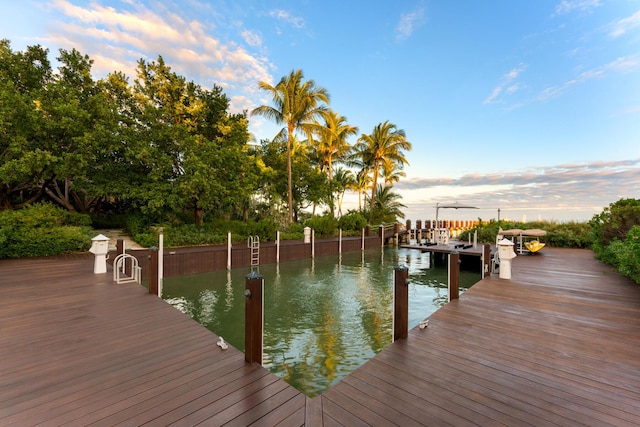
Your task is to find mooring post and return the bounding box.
[482,243,491,278]
[394,222,399,246]
[339,228,342,254]
[149,246,159,296]
[393,266,409,341]
[244,271,264,364]
[448,251,460,302]
[276,230,280,263]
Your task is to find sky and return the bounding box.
[2,0,639,223]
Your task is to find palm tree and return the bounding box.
[371,184,406,223]
[251,69,329,223]
[354,121,411,215]
[382,158,406,187]
[314,110,358,181]
[313,110,357,215]
[332,167,355,217]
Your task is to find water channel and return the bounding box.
[162,247,480,397]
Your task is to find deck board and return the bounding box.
[322,248,640,426]
[2,248,640,426]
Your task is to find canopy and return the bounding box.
[522,229,547,237]
[435,202,479,225]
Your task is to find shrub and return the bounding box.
[338,211,368,233]
[0,203,93,258]
[305,214,338,238]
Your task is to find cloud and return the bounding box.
[268,9,305,29]
[484,63,527,105]
[553,0,601,16]
[537,54,640,101]
[46,0,272,114]
[610,10,640,38]
[395,6,425,41]
[394,159,640,221]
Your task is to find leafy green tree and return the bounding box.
[353,121,411,216]
[0,40,53,209]
[252,69,330,223]
[258,136,329,223]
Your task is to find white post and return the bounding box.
[227,231,232,270]
[339,228,342,254]
[121,240,126,274]
[276,230,280,263]
[158,233,164,297]
[473,230,477,248]
[361,228,365,251]
[311,228,315,258]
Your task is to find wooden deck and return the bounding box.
[2,248,639,426]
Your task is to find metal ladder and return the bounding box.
[248,236,260,270]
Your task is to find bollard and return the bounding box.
[482,243,491,278]
[448,251,460,301]
[148,246,159,295]
[245,271,264,364]
[393,266,409,341]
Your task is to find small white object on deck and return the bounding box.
[217,337,228,350]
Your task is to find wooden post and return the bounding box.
[227,231,232,270]
[393,266,409,341]
[448,251,460,302]
[244,272,264,364]
[482,243,491,278]
[394,223,399,246]
[149,246,158,296]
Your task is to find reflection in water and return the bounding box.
[162,247,478,397]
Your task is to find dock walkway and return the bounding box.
[2,248,639,425]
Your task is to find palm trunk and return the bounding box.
[287,125,294,224]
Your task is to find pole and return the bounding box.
[448,251,460,302]
[276,230,280,263]
[227,231,232,270]
[393,266,409,341]
[158,233,164,297]
[244,272,264,364]
[149,246,158,296]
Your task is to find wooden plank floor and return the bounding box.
[2,248,639,426]
[0,254,306,426]
[319,248,640,426]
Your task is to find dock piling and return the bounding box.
[393,266,409,341]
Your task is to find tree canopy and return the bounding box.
[1,41,413,226]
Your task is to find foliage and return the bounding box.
[0,41,256,224]
[252,69,330,224]
[589,199,640,283]
[338,211,368,233]
[305,214,338,238]
[353,121,411,216]
[0,203,92,258]
[605,226,640,284]
[590,198,640,252]
[458,220,592,249]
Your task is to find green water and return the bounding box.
[162,247,479,397]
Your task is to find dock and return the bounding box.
[2,248,639,425]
